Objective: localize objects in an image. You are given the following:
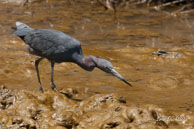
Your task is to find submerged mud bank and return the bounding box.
[0,86,193,129]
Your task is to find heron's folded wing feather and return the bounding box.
[24,29,81,57]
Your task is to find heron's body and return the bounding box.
[16,29,83,63]
[13,22,132,92]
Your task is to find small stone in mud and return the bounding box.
[152,50,168,56]
[152,50,181,58]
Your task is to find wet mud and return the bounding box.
[0,86,193,129]
[1,0,194,128]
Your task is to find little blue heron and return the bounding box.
[12,22,132,93]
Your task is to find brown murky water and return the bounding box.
[1,0,194,128]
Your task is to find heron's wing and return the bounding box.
[24,29,82,57]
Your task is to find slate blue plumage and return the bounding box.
[13,22,132,92]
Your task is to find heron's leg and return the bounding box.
[35,57,44,93]
[50,61,59,92]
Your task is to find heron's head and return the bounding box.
[91,56,132,86]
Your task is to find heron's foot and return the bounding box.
[39,87,44,93]
[51,83,59,92]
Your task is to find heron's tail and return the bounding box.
[15,22,31,30]
[11,22,31,31]
[12,22,32,37]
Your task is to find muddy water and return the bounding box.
[1,0,194,128]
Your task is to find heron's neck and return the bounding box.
[76,56,96,71]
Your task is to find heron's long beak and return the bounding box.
[110,69,132,87]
